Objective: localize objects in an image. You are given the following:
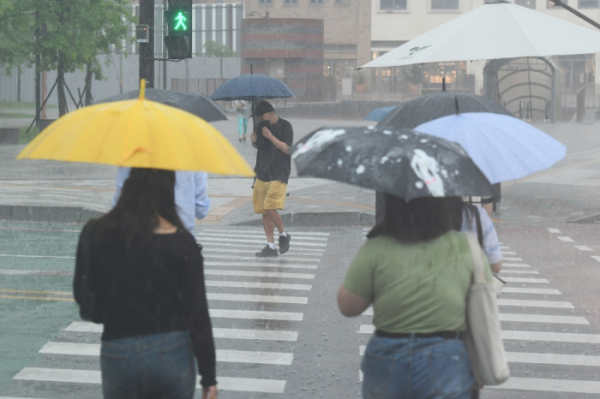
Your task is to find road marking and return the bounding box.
[499,313,589,325]
[204,269,314,279]
[499,270,539,275]
[0,288,71,296]
[0,269,73,276]
[360,346,365,356]
[501,287,561,295]
[13,368,286,394]
[0,254,75,259]
[502,251,517,255]
[199,237,326,247]
[209,309,303,321]
[0,295,73,302]
[200,228,330,237]
[203,247,322,257]
[497,299,573,308]
[502,263,531,268]
[502,330,600,344]
[490,377,600,394]
[591,256,600,263]
[198,232,329,242]
[503,257,523,261]
[207,293,308,304]
[358,324,374,334]
[548,228,562,234]
[205,261,317,270]
[39,342,294,365]
[206,254,322,262]
[500,277,549,284]
[558,236,575,242]
[506,351,600,367]
[363,308,373,316]
[575,246,593,251]
[65,322,299,341]
[206,281,312,291]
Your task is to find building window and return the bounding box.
[381,0,407,9]
[431,0,458,10]
[258,0,272,4]
[515,0,536,8]
[310,0,324,4]
[547,0,567,6]
[284,0,298,3]
[335,0,350,5]
[579,0,599,7]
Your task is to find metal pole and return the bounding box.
[163,0,167,89]
[35,9,40,127]
[139,0,155,88]
[551,0,600,31]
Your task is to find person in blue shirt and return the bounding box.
[113,168,210,234]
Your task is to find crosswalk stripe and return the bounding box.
[39,342,294,365]
[203,247,322,257]
[499,270,539,275]
[206,254,322,262]
[503,257,523,261]
[575,245,593,251]
[499,313,589,325]
[506,351,600,367]
[501,287,561,295]
[558,236,575,242]
[502,263,531,268]
[198,232,328,242]
[502,251,517,255]
[490,377,600,394]
[200,228,330,237]
[207,293,308,304]
[199,237,326,247]
[500,277,549,284]
[0,254,74,259]
[209,309,303,321]
[13,368,286,394]
[205,261,318,270]
[205,280,312,291]
[204,269,314,279]
[497,299,574,308]
[358,325,374,334]
[502,330,600,344]
[201,243,325,253]
[591,256,600,264]
[548,228,562,234]
[64,323,298,341]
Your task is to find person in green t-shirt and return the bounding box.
[337,194,492,399]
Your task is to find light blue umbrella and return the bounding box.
[414,112,566,183]
[364,106,397,122]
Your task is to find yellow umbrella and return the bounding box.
[17,80,255,177]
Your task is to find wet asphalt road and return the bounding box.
[2,221,600,398]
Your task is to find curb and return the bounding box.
[232,212,375,227]
[0,205,102,224]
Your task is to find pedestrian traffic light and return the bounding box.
[164,0,193,59]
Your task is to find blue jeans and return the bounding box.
[101,330,196,399]
[361,335,474,399]
[238,117,248,136]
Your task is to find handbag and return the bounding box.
[73,221,102,323]
[463,232,510,386]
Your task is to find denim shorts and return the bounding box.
[101,330,196,399]
[361,334,475,399]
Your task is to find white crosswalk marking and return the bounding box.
[499,270,539,275]
[558,236,575,242]
[502,263,531,268]
[502,287,561,295]
[548,228,562,234]
[500,276,549,284]
[491,377,600,394]
[499,313,589,325]
[497,299,574,308]
[502,331,600,344]
[9,227,329,396]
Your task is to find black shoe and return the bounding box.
[279,233,291,254]
[256,245,278,258]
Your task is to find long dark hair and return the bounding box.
[367,194,463,243]
[94,168,185,244]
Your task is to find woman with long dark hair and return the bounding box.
[74,168,217,399]
[337,194,492,399]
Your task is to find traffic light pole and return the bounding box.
[550,0,600,31]
[139,0,155,88]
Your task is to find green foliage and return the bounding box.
[203,40,235,57]
[19,125,40,144]
[404,64,423,85]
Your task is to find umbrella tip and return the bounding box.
[139,79,146,100]
[442,77,446,91]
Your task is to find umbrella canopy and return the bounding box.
[95,89,228,122]
[361,1,600,69]
[210,74,295,101]
[378,91,513,128]
[414,112,566,183]
[292,126,497,200]
[17,80,255,176]
[364,106,398,122]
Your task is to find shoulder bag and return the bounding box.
[73,222,102,323]
[464,232,510,386]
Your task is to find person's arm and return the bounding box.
[194,172,210,220]
[479,208,503,273]
[338,242,374,318]
[337,286,370,317]
[112,167,131,207]
[262,122,293,155]
[180,235,217,390]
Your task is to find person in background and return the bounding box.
[75,168,217,399]
[460,203,503,273]
[337,194,492,399]
[236,100,251,142]
[114,168,209,234]
[250,100,293,258]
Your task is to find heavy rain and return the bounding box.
[1,0,600,398]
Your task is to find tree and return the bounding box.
[0,0,135,116]
[203,40,235,58]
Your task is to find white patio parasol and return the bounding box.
[361,0,600,69]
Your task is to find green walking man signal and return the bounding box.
[174,11,188,31]
[164,4,192,59]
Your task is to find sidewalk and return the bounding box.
[1,116,600,226]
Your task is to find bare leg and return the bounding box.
[263,213,275,243]
[266,209,284,235]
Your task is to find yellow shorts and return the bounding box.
[253,179,287,214]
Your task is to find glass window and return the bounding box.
[547,0,567,6]
[431,0,459,10]
[335,0,350,4]
[579,0,599,7]
[258,0,273,4]
[515,0,536,8]
[310,0,324,4]
[284,0,298,3]
[381,0,407,9]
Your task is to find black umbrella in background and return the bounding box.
[292,126,497,200]
[94,89,228,122]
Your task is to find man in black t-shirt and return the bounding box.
[250,101,293,257]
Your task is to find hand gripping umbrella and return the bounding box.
[292,126,497,200]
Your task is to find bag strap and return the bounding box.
[465,232,486,284]
[473,206,484,248]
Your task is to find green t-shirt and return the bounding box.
[343,231,492,333]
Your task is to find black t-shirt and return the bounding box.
[255,118,294,184]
